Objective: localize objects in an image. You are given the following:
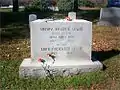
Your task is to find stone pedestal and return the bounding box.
[19,58,102,77]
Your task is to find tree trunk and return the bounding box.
[13,0,19,12]
[74,0,78,12]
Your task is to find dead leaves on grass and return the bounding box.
[0,39,30,60]
[92,26,120,51]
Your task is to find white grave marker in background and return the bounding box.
[68,12,76,20]
[19,19,102,77]
[29,14,37,22]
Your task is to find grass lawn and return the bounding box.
[0,24,120,89]
[0,8,12,12]
[0,8,24,12]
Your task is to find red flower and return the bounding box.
[65,17,71,21]
[38,57,45,63]
[38,57,42,62]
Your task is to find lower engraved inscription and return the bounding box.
[41,47,70,51]
[41,47,82,52]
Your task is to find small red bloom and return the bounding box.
[65,17,71,21]
[38,57,46,63]
[38,57,42,62]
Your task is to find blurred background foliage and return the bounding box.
[24,0,107,12]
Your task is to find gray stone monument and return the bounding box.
[19,19,103,77]
[98,7,120,26]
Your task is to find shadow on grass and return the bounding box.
[1,24,30,43]
[92,50,120,70]
[77,9,100,22]
[1,12,54,28]
[1,10,100,28]
[92,50,120,61]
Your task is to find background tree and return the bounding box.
[57,0,74,11]
[51,0,57,7]
[74,0,78,12]
[13,0,19,12]
[24,0,50,12]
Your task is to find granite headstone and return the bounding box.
[19,19,103,77]
[98,7,120,26]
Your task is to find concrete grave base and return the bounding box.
[19,58,103,78]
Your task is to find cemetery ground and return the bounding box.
[1,23,120,90]
[0,9,120,89]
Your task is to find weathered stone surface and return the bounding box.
[19,58,103,77]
